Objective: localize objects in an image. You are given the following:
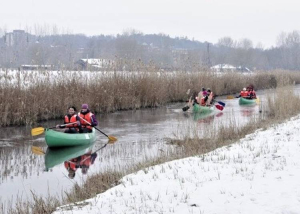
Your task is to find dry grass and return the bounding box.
[1,68,300,126]
[64,171,122,204]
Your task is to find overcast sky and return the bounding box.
[1,0,299,48]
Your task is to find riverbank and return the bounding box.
[54,113,300,214]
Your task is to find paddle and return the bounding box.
[215,104,224,111]
[31,146,46,155]
[78,116,117,141]
[92,140,117,153]
[215,100,225,107]
[31,122,78,136]
[182,89,191,112]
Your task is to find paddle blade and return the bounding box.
[31,146,45,155]
[255,97,260,104]
[108,136,118,142]
[182,106,190,112]
[217,101,226,107]
[31,127,45,136]
[227,95,234,99]
[215,104,224,111]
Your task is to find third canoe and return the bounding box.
[239,97,258,105]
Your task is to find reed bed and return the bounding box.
[1,68,300,126]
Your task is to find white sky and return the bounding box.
[1,0,300,48]
[54,114,300,214]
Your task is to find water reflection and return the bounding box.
[45,143,95,172]
[240,106,256,117]
[64,151,97,179]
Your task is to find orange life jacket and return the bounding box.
[240,91,248,97]
[64,160,77,171]
[78,112,93,130]
[64,115,78,129]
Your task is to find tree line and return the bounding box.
[1,27,300,71]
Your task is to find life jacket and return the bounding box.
[240,91,248,97]
[79,154,92,168]
[250,90,257,98]
[64,160,77,171]
[78,112,93,130]
[200,97,206,106]
[247,90,256,99]
[64,115,78,129]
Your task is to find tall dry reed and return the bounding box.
[1,69,300,127]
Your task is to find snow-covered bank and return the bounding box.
[54,116,300,214]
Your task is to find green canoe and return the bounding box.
[239,97,258,105]
[45,128,96,148]
[192,104,215,120]
[193,104,215,114]
[45,143,94,171]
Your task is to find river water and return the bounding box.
[0,87,294,211]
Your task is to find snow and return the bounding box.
[53,115,300,214]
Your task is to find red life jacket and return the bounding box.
[64,160,77,171]
[200,97,206,106]
[64,115,78,129]
[80,154,92,167]
[247,90,256,99]
[251,90,257,98]
[78,112,93,130]
[240,91,248,97]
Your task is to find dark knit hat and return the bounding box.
[81,104,89,109]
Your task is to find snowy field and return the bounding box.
[54,115,300,214]
[0,69,253,88]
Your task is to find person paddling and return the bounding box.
[206,88,215,106]
[248,87,257,99]
[78,104,98,133]
[236,87,248,98]
[56,106,80,133]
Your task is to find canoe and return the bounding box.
[193,104,215,114]
[45,128,96,148]
[192,104,215,120]
[239,97,258,105]
[45,143,94,171]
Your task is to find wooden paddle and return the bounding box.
[31,122,78,136]
[78,116,117,141]
[227,95,235,99]
[31,146,45,155]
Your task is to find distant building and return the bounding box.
[75,58,114,70]
[20,64,52,71]
[210,64,251,73]
[5,30,27,46]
